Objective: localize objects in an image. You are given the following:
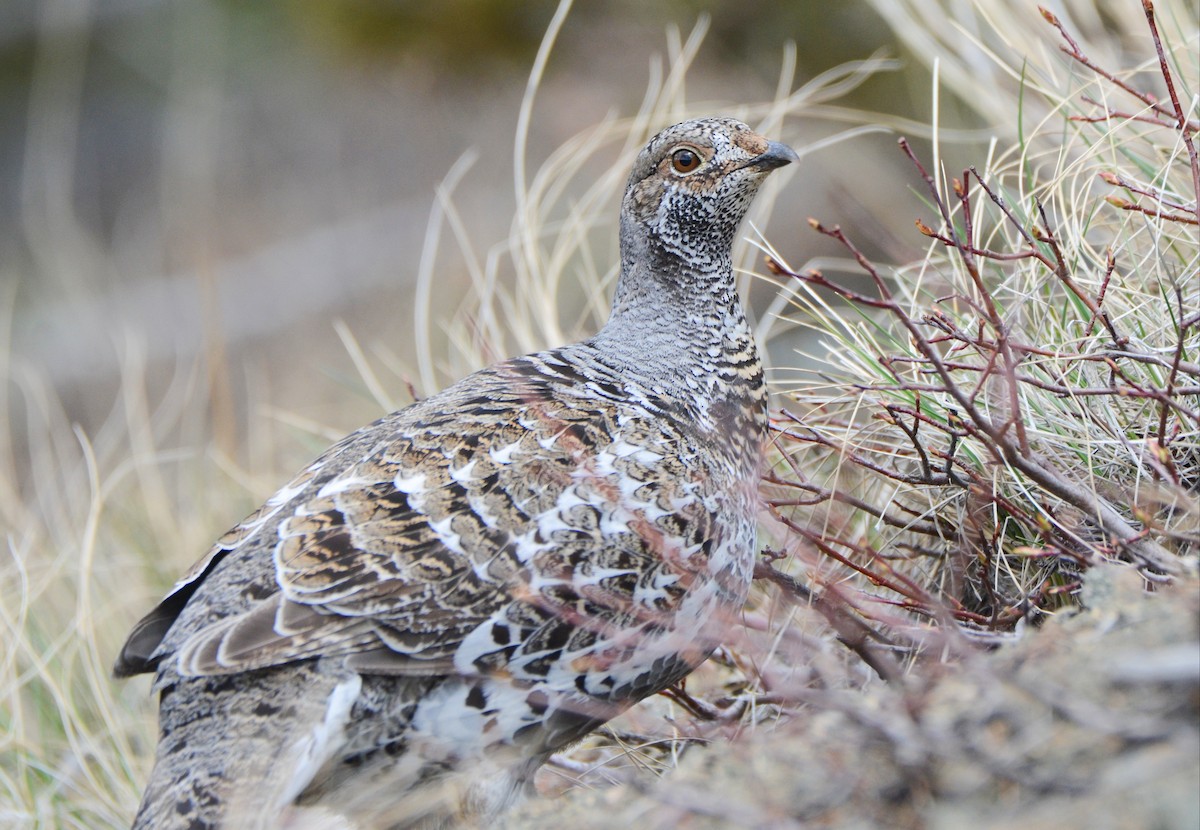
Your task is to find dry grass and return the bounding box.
[1,1,1196,829]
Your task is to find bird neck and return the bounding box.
[608,215,736,324]
[587,233,765,433]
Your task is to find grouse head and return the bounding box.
[619,118,797,271]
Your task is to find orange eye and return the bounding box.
[670,148,702,174]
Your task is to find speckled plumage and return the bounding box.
[116,118,796,829]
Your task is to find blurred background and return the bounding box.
[2,0,968,465]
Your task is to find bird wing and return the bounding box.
[122,359,711,682]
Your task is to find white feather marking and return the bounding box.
[315,473,375,499]
[489,440,522,465]
[429,515,463,553]
[450,458,478,483]
[266,478,311,508]
[393,471,428,494]
[278,674,363,808]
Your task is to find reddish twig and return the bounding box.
[1039,5,1198,132]
[752,558,906,684]
[1141,0,1200,225]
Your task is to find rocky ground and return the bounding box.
[504,563,1200,830]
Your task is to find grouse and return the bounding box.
[115,117,797,829]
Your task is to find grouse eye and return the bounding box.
[670,148,702,174]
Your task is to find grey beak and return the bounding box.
[748,141,799,171]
